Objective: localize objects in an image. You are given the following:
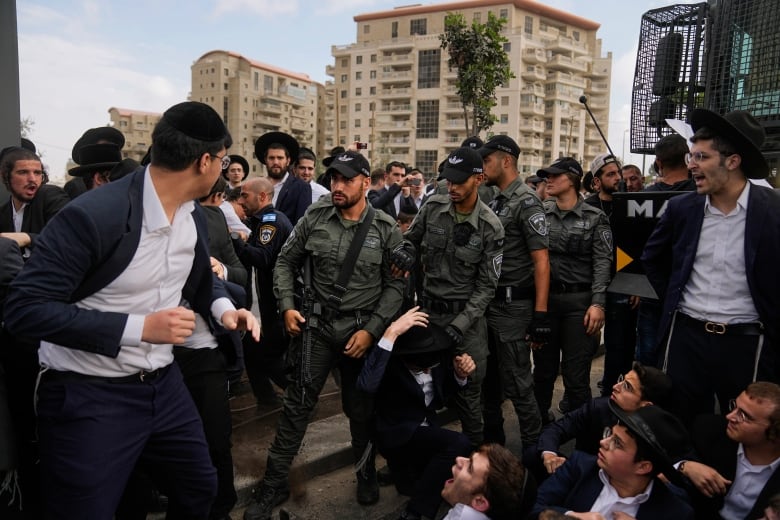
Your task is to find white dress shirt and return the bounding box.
[219,199,250,236]
[272,172,289,206]
[720,444,780,520]
[40,168,233,376]
[587,469,653,518]
[310,180,330,204]
[678,182,759,324]
[12,200,26,232]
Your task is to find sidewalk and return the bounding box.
[222,352,606,519]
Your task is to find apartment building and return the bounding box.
[190,50,324,176]
[328,0,612,176]
[108,107,161,163]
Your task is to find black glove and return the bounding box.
[526,311,552,344]
[390,240,416,272]
[445,324,464,345]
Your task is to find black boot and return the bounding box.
[243,483,290,520]
[356,463,379,505]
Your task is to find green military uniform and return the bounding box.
[404,193,504,446]
[533,198,612,415]
[266,195,405,490]
[433,178,497,204]
[485,179,548,446]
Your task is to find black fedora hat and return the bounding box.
[109,158,141,182]
[254,131,299,166]
[393,322,453,357]
[323,146,346,167]
[608,401,690,486]
[690,108,768,179]
[71,127,125,164]
[223,154,250,181]
[68,143,123,176]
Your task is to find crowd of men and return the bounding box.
[1,103,780,520]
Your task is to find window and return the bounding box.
[254,72,259,90]
[371,54,377,63]
[340,105,347,114]
[572,31,580,42]
[369,102,375,111]
[418,49,441,88]
[340,121,347,129]
[370,70,376,79]
[224,83,228,91]
[473,12,481,23]
[363,24,370,34]
[503,42,511,52]
[356,71,362,80]
[341,57,348,67]
[224,68,229,76]
[355,119,361,128]
[410,18,427,36]
[369,86,376,95]
[355,103,362,112]
[499,9,508,19]
[415,150,438,177]
[264,75,273,94]
[525,16,533,34]
[500,114,509,124]
[391,21,398,38]
[341,90,347,99]
[416,100,439,139]
[355,87,362,96]
[501,96,509,106]
[341,74,347,83]
[356,55,363,65]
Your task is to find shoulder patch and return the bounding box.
[601,229,613,250]
[522,197,536,208]
[528,212,548,236]
[259,224,276,245]
[492,254,503,278]
[262,213,277,222]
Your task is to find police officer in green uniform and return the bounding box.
[479,135,550,448]
[531,157,612,422]
[404,146,504,447]
[244,151,405,520]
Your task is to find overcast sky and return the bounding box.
[17,0,700,182]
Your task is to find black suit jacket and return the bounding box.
[202,205,247,287]
[689,414,780,519]
[0,184,70,252]
[276,174,311,225]
[642,186,780,358]
[536,396,617,458]
[368,185,416,219]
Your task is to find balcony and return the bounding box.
[588,96,609,110]
[519,103,545,116]
[522,48,547,64]
[585,130,602,142]
[547,71,587,89]
[325,64,335,77]
[378,70,413,83]
[444,101,464,113]
[377,103,412,114]
[380,52,413,64]
[587,80,610,93]
[379,87,412,98]
[522,85,545,97]
[544,35,589,56]
[377,37,415,51]
[591,60,610,78]
[375,119,412,132]
[521,66,546,82]
[446,118,467,128]
[519,137,544,150]
[547,54,589,73]
[521,118,545,133]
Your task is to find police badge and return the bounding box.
[528,212,548,236]
[259,224,276,245]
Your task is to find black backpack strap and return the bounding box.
[326,205,376,309]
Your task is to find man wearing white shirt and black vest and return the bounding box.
[5,101,260,519]
[643,109,780,422]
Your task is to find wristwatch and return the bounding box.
[230,231,241,241]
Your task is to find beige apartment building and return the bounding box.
[190,50,324,176]
[108,107,162,163]
[328,0,612,176]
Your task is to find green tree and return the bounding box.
[439,11,514,136]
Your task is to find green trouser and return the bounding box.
[428,311,488,448]
[486,298,542,446]
[263,316,374,489]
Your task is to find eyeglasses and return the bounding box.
[211,153,232,170]
[728,399,769,425]
[409,362,440,375]
[602,426,625,451]
[615,373,636,394]
[685,151,723,164]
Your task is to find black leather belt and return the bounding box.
[420,298,468,314]
[319,307,374,323]
[677,312,764,336]
[42,364,169,384]
[549,282,591,294]
[494,285,535,301]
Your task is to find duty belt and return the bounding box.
[319,306,375,324]
[42,364,170,384]
[678,312,764,336]
[420,298,469,314]
[549,281,591,294]
[494,285,535,302]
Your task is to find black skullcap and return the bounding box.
[162,101,228,142]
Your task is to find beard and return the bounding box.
[267,165,287,180]
[332,190,363,210]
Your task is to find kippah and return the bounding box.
[162,101,228,142]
